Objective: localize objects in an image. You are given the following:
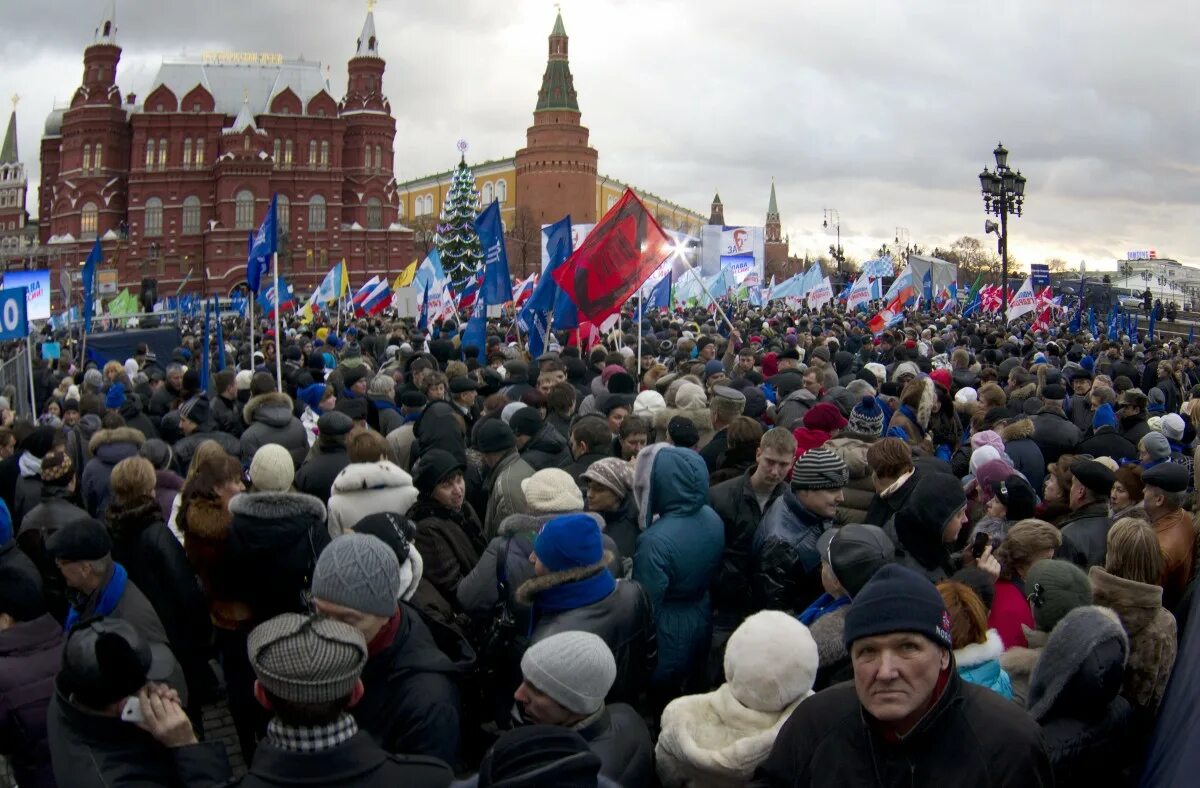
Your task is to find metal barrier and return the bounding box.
[0,346,31,421]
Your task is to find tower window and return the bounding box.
[273,139,281,165]
[308,195,327,231]
[94,143,103,172]
[235,189,256,230]
[81,202,98,238]
[195,138,205,166]
[144,197,163,237]
[145,140,155,170]
[82,145,91,173]
[284,139,293,168]
[182,196,201,235]
[183,138,193,169]
[158,138,168,169]
[320,140,329,168]
[309,139,317,166]
[366,197,382,230]
[375,145,383,172]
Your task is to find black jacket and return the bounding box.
[709,469,785,617]
[597,498,640,563]
[0,612,62,788]
[754,669,1053,787]
[354,604,468,766]
[173,429,242,475]
[1076,425,1137,465]
[229,729,452,788]
[294,443,351,504]
[576,703,657,788]
[1056,501,1112,569]
[119,396,161,441]
[1119,413,1151,449]
[240,391,310,470]
[519,424,573,472]
[46,683,230,788]
[211,393,244,438]
[1031,406,1082,467]
[17,491,91,623]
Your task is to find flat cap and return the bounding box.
[249,613,368,706]
[449,376,478,394]
[1142,461,1189,494]
[1069,458,1115,497]
[46,518,112,562]
[317,410,354,438]
[711,385,746,403]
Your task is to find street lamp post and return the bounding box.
[979,143,1026,322]
[823,208,843,286]
[895,227,911,263]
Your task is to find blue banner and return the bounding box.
[247,194,278,294]
[82,239,102,333]
[475,200,513,306]
[1030,264,1050,288]
[0,287,29,341]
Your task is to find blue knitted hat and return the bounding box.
[534,513,604,572]
[1092,402,1117,430]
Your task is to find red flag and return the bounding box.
[1031,306,1052,333]
[551,188,673,325]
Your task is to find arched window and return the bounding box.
[273,139,281,166]
[145,140,155,170]
[308,139,317,166]
[308,195,326,231]
[235,190,255,230]
[194,138,205,166]
[183,139,192,169]
[496,179,507,203]
[81,202,98,238]
[375,145,383,172]
[182,196,201,235]
[94,143,103,172]
[276,195,290,231]
[157,138,168,169]
[363,146,372,171]
[283,139,293,168]
[82,145,91,172]
[144,197,163,237]
[320,140,329,168]
[366,197,382,229]
[482,182,494,204]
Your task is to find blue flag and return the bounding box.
[921,269,934,310]
[201,297,211,390]
[1190,323,1195,343]
[1088,307,1097,336]
[82,238,102,333]
[647,272,671,310]
[527,215,578,330]
[962,290,982,318]
[213,297,226,371]
[418,278,431,332]
[462,298,487,363]
[247,195,278,294]
[256,277,294,319]
[475,200,513,306]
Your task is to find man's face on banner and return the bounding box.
[733,230,747,251]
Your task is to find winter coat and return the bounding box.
[1056,501,1112,569]
[227,729,451,788]
[295,443,352,504]
[119,396,161,441]
[1031,404,1082,467]
[46,682,231,788]
[883,471,962,584]
[774,388,817,431]
[13,471,43,530]
[178,494,253,630]
[1007,382,1040,417]
[752,492,828,613]
[1119,413,1152,450]
[1075,425,1137,465]
[148,382,182,421]
[172,429,242,475]
[16,491,90,622]
[632,445,724,689]
[0,613,62,788]
[82,426,145,518]
[408,497,485,606]
[518,423,573,471]
[106,498,212,698]
[386,423,417,471]
[1141,580,1200,788]
[754,668,1052,787]
[1152,507,1195,611]
[577,703,657,788]
[483,451,534,540]
[517,565,657,706]
[709,469,787,618]
[1001,627,1048,707]
[1000,418,1046,493]
[824,434,876,524]
[597,497,641,564]
[708,442,758,486]
[153,468,184,523]
[354,604,469,765]
[990,577,1035,650]
[211,393,244,437]
[327,461,420,538]
[954,630,1013,699]
[240,391,310,470]
[1089,566,1177,717]
[654,406,717,449]
[227,491,331,625]
[371,399,404,438]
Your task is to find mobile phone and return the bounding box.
[120,696,144,724]
[971,532,990,559]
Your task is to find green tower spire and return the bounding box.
[535,11,579,112]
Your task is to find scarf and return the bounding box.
[372,398,400,414]
[65,562,128,631]
[18,451,42,479]
[798,592,851,626]
[1141,457,1167,470]
[367,609,403,659]
[531,567,616,628]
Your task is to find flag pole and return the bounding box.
[26,333,37,416]
[636,286,643,371]
[248,289,255,373]
[692,266,737,334]
[273,251,282,393]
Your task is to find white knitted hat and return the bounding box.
[521,468,583,513]
[249,444,295,493]
[520,631,616,715]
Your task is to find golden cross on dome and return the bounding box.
[367,0,377,12]
[10,94,18,110]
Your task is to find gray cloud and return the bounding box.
[2,0,1196,270]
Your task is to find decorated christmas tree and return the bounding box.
[435,143,484,287]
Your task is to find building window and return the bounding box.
[375,145,383,172]
[366,197,382,229]
[482,182,494,204]
[308,139,317,166]
[363,146,372,171]
[94,143,103,172]
[195,138,205,166]
[284,139,293,168]
[183,139,192,169]
[182,196,201,235]
[81,202,98,238]
[277,195,290,231]
[309,195,326,231]
[145,140,155,170]
[320,140,329,168]
[144,197,163,237]
[496,179,507,203]
[82,145,91,173]
[235,190,255,230]
[273,139,281,165]
[158,138,168,169]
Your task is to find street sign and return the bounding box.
[0,287,29,340]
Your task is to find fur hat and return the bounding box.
[1027,605,1128,722]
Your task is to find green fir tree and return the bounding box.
[435,155,484,286]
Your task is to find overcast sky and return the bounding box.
[3,0,1195,271]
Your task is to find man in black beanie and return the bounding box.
[756,564,1052,786]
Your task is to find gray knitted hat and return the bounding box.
[248,613,367,705]
[520,631,616,715]
[790,448,849,491]
[312,534,401,617]
[1025,559,1092,633]
[1140,431,1170,461]
[1027,605,1128,721]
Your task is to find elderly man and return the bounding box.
[1057,459,1115,569]
[700,386,747,473]
[1141,462,1196,610]
[755,564,1052,786]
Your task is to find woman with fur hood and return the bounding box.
[938,580,1013,699]
[656,611,818,787]
[1088,517,1178,725]
[883,376,935,455]
[326,432,419,537]
[653,380,716,450]
[81,419,145,519]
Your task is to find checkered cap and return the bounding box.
[248,613,368,705]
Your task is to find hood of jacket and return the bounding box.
[1000,417,1035,442]
[636,444,709,527]
[822,435,873,479]
[413,400,467,464]
[228,491,326,551]
[106,498,163,543]
[87,426,145,455]
[244,391,296,428]
[118,396,148,421]
[497,510,603,538]
[782,387,817,406]
[1026,606,1128,722]
[953,629,1004,669]
[514,552,613,606]
[1009,382,1038,402]
[525,423,569,456]
[331,460,414,495]
[1089,566,1166,636]
[892,472,962,573]
[0,612,63,657]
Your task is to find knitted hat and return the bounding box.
[1160,412,1186,442]
[46,518,111,561]
[179,394,210,427]
[675,382,707,410]
[723,610,819,713]
[520,632,616,715]
[479,726,602,787]
[1140,431,1170,461]
[343,366,369,389]
[634,390,666,419]
[816,523,895,598]
[248,444,295,493]
[509,407,544,437]
[1026,606,1128,722]
[667,416,700,448]
[336,397,368,421]
[312,534,402,617]
[501,401,527,424]
[790,448,848,491]
[847,395,884,437]
[235,370,254,391]
[105,383,126,410]
[477,419,517,453]
[533,513,604,572]
[83,368,104,391]
[39,449,74,485]
[843,564,953,650]
[1092,402,1118,430]
[412,449,465,496]
[954,387,978,405]
[579,457,634,500]
[803,403,848,433]
[248,613,368,705]
[1025,559,1092,633]
[521,468,583,513]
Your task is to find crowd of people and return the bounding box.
[2,299,1200,786]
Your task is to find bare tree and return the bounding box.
[409,216,439,260]
[505,207,541,279]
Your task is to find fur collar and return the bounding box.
[229,490,326,521]
[180,495,231,540]
[243,391,294,423]
[496,511,604,537]
[1089,565,1165,635]
[88,426,146,453]
[514,553,612,606]
[915,378,935,431]
[999,644,1040,677]
[953,629,1004,668]
[331,461,413,494]
[1009,382,1038,401]
[1000,417,1035,442]
[106,498,162,542]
